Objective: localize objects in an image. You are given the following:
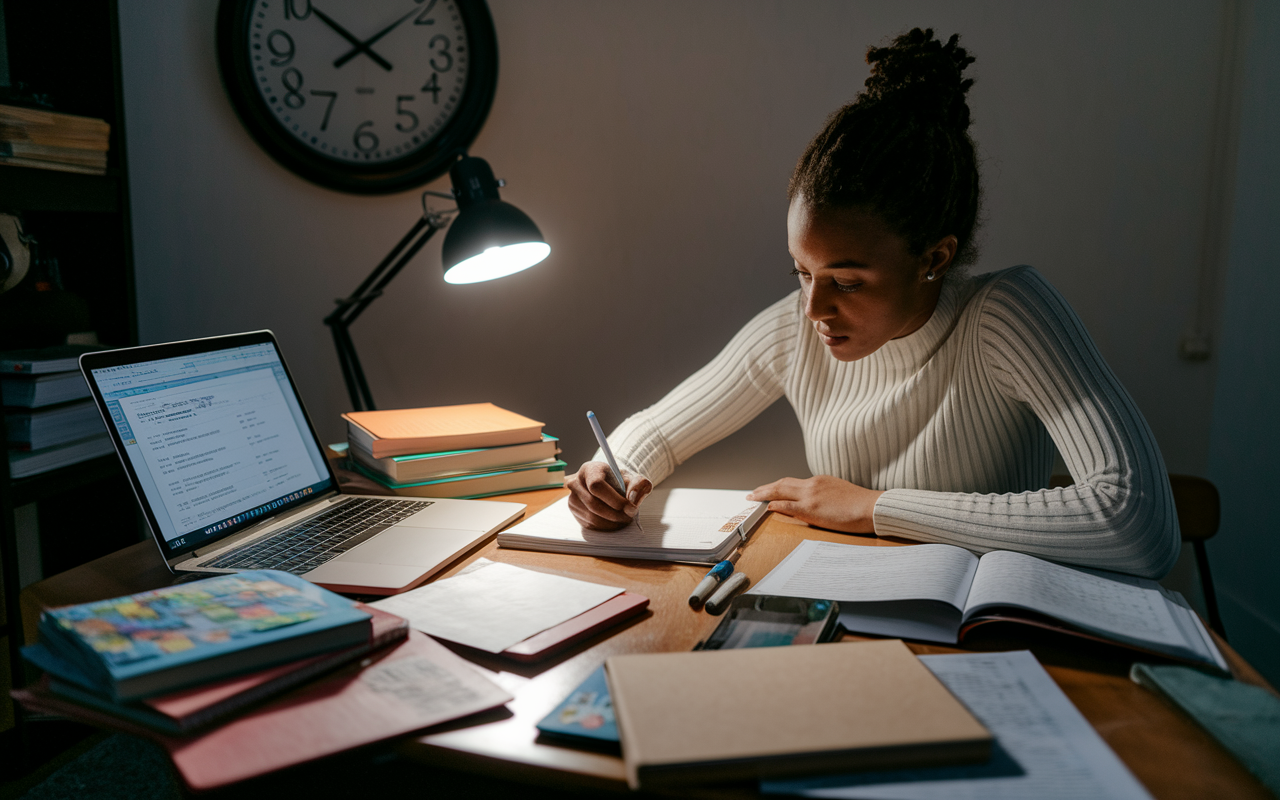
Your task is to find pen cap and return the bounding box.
[705,573,751,615]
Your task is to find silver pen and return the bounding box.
[586,410,645,532]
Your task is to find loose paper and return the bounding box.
[762,651,1152,800]
[368,560,623,653]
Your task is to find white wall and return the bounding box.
[1206,0,1280,684]
[119,2,1276,665]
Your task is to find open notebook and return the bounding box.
[496,488,766,563]
[751,540,1227,672]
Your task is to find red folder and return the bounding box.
[501,592,649,662]
[13,630,512,791]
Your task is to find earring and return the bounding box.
[925,271,936,282]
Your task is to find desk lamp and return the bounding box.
[324,155,549,412]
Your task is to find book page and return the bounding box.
[763,651,1152,800]
[749,540,979,608]
[498,489,760,554]
[963,551,1218,665]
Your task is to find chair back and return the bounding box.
[1047,473,1219,543]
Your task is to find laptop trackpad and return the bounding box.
[339,525,485,567]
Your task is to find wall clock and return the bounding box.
[216,0,498,194]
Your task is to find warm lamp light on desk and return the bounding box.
[324,154,549,412]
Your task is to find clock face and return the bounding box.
[217,0,498,194]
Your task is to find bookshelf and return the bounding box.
[0,0,142,743]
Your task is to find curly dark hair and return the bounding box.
[789,28,982,268]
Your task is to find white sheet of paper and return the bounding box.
[359,633,514,723]
[368,560,623,653]
[761,651,1152,800]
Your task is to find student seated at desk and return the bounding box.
[566,28,1180,580]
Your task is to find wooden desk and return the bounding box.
[20,488,1275,798]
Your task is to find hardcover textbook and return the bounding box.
[24,570,371,700]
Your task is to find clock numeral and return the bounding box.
[283,0,312,21]
[414,0,438,25]
[310,90,337,131]
[266,30,294,67]
[354,120,379,153]
[428,35,453,73]
[421,74,441,104]
[281,68,305,109]
[395,96,420,132]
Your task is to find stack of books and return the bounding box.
[19,571,405,730]
[0,103,110,175]
[343,402,566,498]
[2,344,112,478]
[12,570,516,790]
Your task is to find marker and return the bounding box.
[688,551,740,608]
[704,572,751,616]
[586,411,644,532]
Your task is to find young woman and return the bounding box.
[566,29,1179,579]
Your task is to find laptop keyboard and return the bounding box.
[203,497,429,574]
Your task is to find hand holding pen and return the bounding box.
[564,412,653,531]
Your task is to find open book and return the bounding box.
[750,540,1227,672]
[496,488,766,563]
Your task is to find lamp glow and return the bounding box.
[444,241,550,284]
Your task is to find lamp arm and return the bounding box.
[324,209,451,412]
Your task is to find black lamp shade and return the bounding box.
[442,156,550,284]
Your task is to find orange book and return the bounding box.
[343,403,544,458]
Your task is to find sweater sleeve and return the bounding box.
[872,267,1181,579]
[600,292,798,484]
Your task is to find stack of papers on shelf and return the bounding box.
[3,344,113,477]
[497,488,767,563]
[0,104,110,174]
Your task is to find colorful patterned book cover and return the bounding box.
[536,664,619,745]
[28,570,369,696]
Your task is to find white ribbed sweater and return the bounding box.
[606,266,1180,579]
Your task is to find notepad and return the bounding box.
[606,640,992,790]
[496,488,767,563]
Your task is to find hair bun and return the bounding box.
[863,28,975,131]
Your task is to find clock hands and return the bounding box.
[332,6,420,70]
[309,6,393,71]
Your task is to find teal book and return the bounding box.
[1131,663,1280,794]
[23,570,371,701]
[354,458,567,499]
[536,665,619,750]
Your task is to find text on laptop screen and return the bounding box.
[90,342,331,552]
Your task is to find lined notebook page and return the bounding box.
[750,540,979,608]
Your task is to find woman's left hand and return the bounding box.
[746,476,884,534]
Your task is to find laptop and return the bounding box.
[80,330,527,595]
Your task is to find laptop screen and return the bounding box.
[88,339,333,555]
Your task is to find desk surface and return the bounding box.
[21,487,1275,799]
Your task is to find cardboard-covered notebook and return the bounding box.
[605,639,992,790]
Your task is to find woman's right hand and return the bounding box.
[565,461,653,531]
